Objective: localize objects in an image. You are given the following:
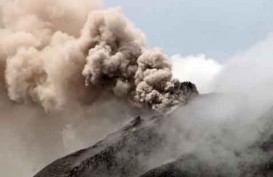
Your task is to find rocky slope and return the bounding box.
[34,89,273,177]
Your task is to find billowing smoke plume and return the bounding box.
[0,0,192,176]
[0,0,183,111]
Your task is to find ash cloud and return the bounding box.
[0,0,183,111]
[0,0,189,176]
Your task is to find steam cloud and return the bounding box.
[167,34,273,174]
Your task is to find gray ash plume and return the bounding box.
[0,1,191,110]
[0,1,198,177]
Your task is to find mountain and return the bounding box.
[33,91,273,177]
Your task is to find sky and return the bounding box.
[0,0,272,93]
[103,0,273,61]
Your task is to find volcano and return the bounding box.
[34,88,273,177]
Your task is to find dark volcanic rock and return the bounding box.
[34,81,198,177]
[238,107,273,177]
[34,93,273,177]
[34,115,167,177]
[139,155,230,177]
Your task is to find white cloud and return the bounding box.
[171,54,222,93]
[171,33,273,113]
